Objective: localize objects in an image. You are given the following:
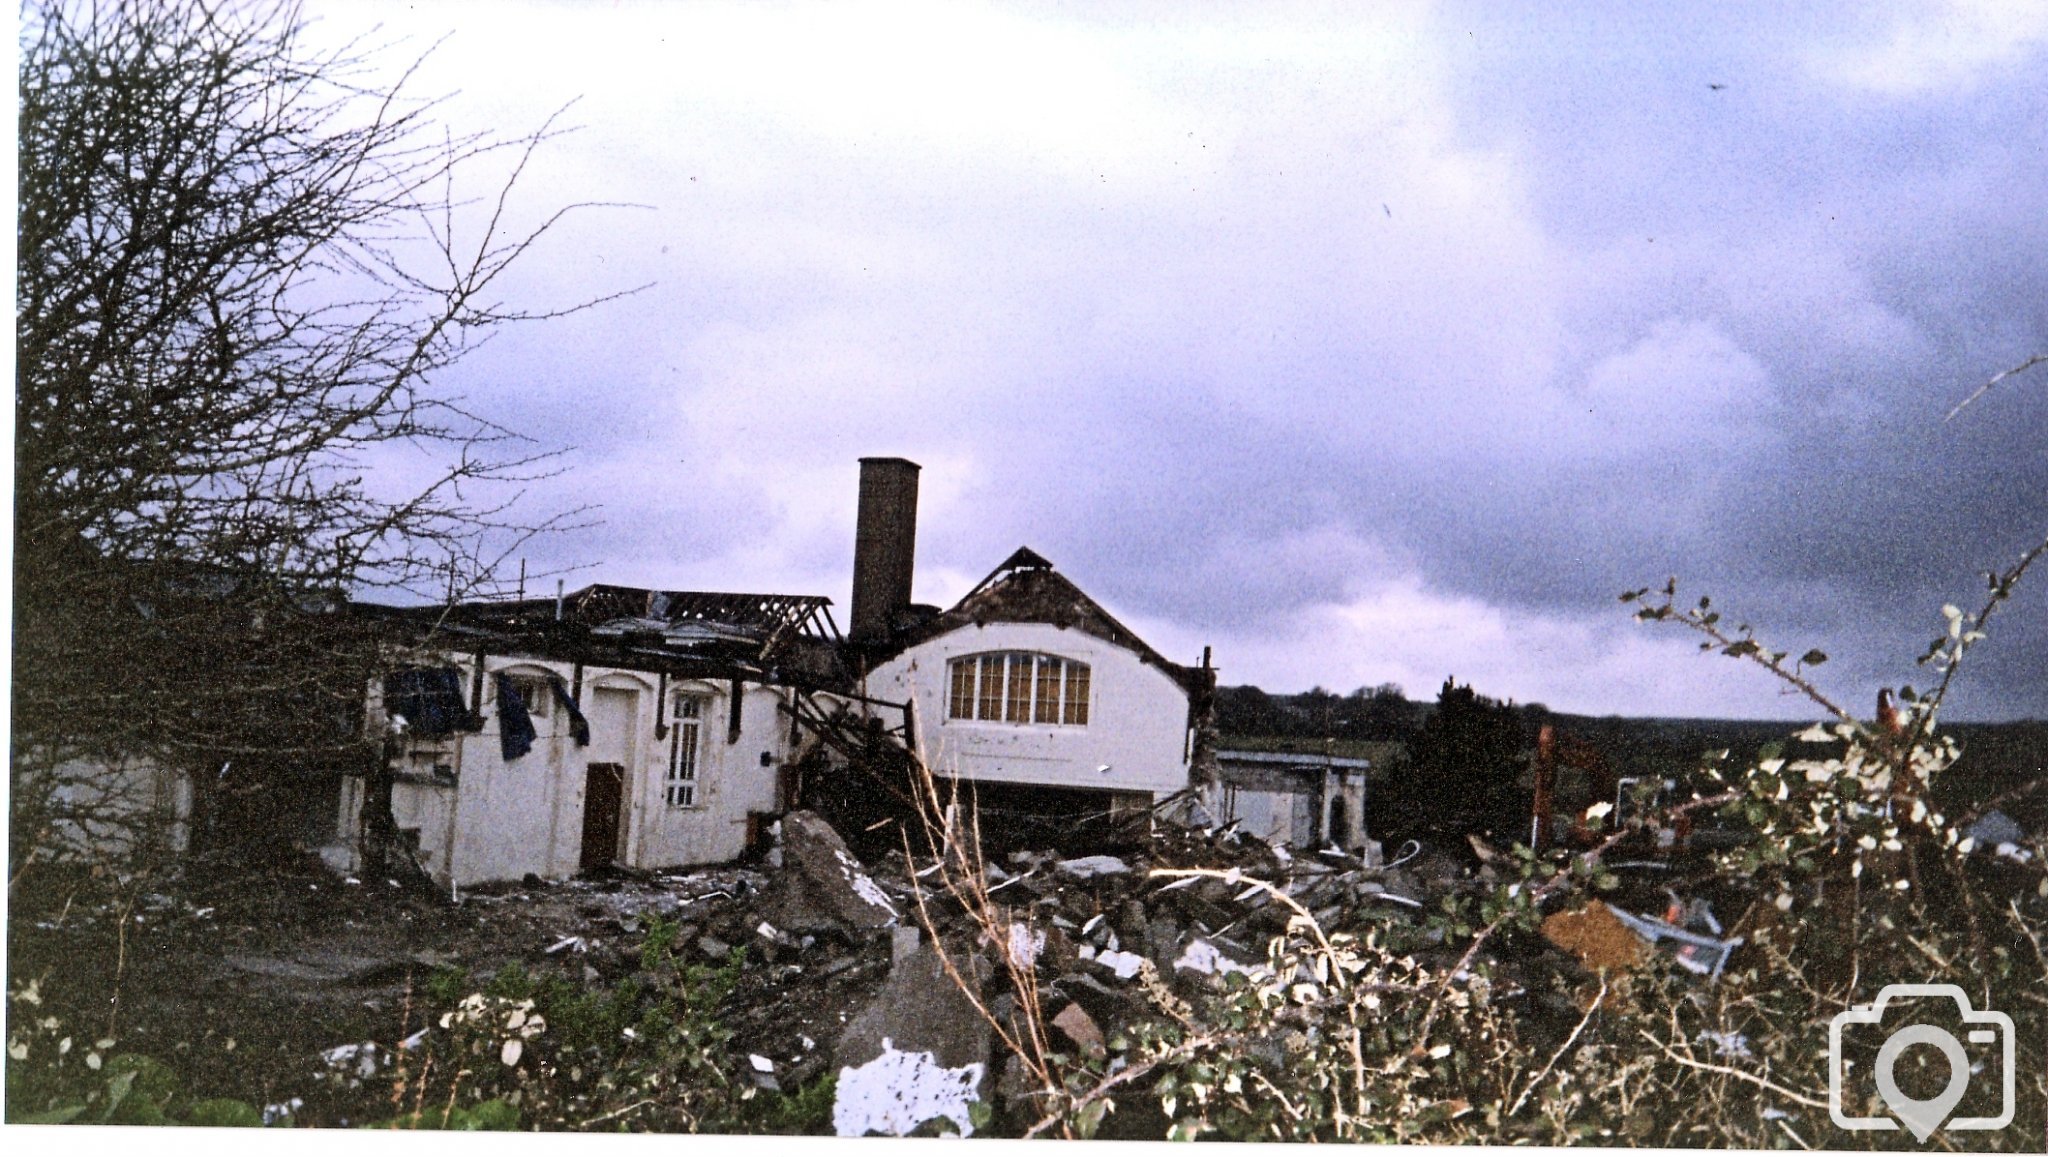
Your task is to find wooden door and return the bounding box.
[580,762,624,872]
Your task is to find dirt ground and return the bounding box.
[6,855,897,1126]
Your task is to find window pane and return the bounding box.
[668,702,700,807]
[1034,656,1062,723]
[1064,663,1091,725]
[977,654,1004,720]
[948,659,975,720]
[1005,653,1032,722]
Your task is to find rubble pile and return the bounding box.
[14,807,1774,1136]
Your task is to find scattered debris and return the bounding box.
[1092,949,1145,980]
[1607,906,1743,979]
[758,811,900,934]
[1050,1002,1105,1057]
[1174,938,1253,978]
[317,1042,383,1083]
[1055,855,1131,879]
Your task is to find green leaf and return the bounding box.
[98,1069,137,1122]
[18,1104,88,1125]
[1799,649,1827,666]
[1075,1098,1110,1139]
[458,1099,520,1131]
[183,1099,264,1128]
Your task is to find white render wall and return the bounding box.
[864,621,1193,796]
[35,755,193,862]
[622,678,788,869]
[349,655,802,888]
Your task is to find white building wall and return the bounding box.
[350,656,804,887]
[36,756,193,862]
[864,621,1192,796]
[625,680,789,869]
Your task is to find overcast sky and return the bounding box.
[307,1,2047,720]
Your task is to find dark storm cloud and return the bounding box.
[311,2,2048,718]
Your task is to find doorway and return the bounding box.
[580,762,625,872]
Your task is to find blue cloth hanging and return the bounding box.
[549,673,591,747]
[495,672,538,761]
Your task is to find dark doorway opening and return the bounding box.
[580,762,625,872]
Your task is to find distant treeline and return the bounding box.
[1218,681,2048,834]
[1214,683,1431,743]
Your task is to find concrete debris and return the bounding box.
[891,924,921,964]
[836,938,990,1081]
[1001,922,1046,971]
[1963,810,2036,864]
[318,1041,384,1082]
[759,811,900,934]
[132,792,1816,1129]
[1092,949,1145,980]
[1050,1002,1105,1057]
[1054,855,1131,879]
[1174,938,1253,977]
[833,1038,985,1138]
[1965,809,2025,848]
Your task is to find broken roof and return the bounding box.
[356,584,845,685]
[873,547,1209,696]
[383,584,836,640]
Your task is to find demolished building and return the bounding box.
[1207,748,1371,853]
[41,457,1225,887]
[326,586,855,888]
[845,458,1218,840]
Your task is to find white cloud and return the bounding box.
[1129,574,1831,720]
[1814,0,2048,95]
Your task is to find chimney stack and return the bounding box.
[850,457,920,644]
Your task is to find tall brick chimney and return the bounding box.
[849,457,920,644]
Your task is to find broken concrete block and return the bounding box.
[995,1052,1040,1107]
[836,939,991,1081]
[1174,938,1252,977]
[758,810,900,935]
[1146,913,1184,964]
[1055,855,1131,879]
[891,924,921,965]
[834,1039,984,1138]
[999,921,1046,971]
[1050,1002,1105,1057]
[1093,949,1145,980]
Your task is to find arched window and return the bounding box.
[946,652,1090,726]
